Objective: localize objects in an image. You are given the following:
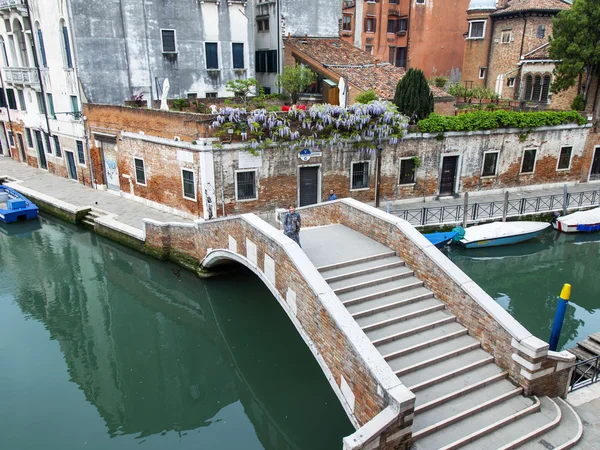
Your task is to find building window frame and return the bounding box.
[235,169,258,201]
[76,140,85,165]
[7,130,14,147]
[160,29,177,53]
[342,15,352,31]
[205,42,219,70]
[53,135,62,158]
[481,150,499,177]
[232,42,245,69]
[134,157,147,186]
[501,30,512,44]
[468,20,486,39]
[556,146,573,171]
[479,67,487,79]
[365,44,374,54]
[46,93,56,119]
[520,148,537,174]
[350,161,370,191]
[25,128,33,148]
[17,89,26,111]
[507,77,515,87]
[181,168,197,201]
[399,157,416,185]
[365,17,376,33]
[257,17,269,32]
[6,88,17,110]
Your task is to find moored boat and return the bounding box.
[553,207,600,233]
[0,185,39,223]
[457,221,551,248]
[422,230,458,249]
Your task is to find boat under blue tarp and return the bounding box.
[423,231,458,249]
[0,185,38,223]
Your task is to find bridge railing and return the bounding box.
[391,189,600,226]
[570,355,600,392]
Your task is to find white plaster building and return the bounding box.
[0,0,86,182]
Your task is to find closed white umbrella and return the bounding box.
[338,77,347,108]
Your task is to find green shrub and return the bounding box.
[417,110,586,133]
[432,76,448,88]
[394,68,434,120]
[171,98,189,111]
[571,94,585,111]
[356,89,379,104]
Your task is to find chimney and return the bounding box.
[496,0,509,9]
[374,59,378,68]
[287,32,291,40]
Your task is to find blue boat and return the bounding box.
[0,185,39,223]
[423,230,458,249]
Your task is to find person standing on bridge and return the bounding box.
[283,204,302,247]
[328,189,337,201]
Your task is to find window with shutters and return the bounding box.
[161,29,177,53]
[36,25,47,67]
[557,146,572,171]
[17,89,26,111]
[387,18,398,33]
[232,43,245,69]
[481,151,499,177]
[257,17,269,32]
[134,158,146,185]
[205,43,219,69]
[181,169,196,200]
[351,161,370,190]
[76,140,85,164]
[236,170,257,201]
[501,30,511,43]
[44,132,52,154]
[255,50,277,73]
[71,96,80,118]
[60,20,73,68]
[46,93,56,119]
[399,158,416,184]
[468,20,485,39]
[53,135,62,157]
[7,131,14,147]
[365,17,376,33]
[36,92,46,115]
[536,25,545,39]
[521,149,537,174]
[25,128,33,148]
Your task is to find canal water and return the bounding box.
[0,216,353,450]
[446,229,600,351]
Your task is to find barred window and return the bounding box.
[351,162,369,189]
[182,169,196,200]
[25,128,33,148]
[236,171,257,200]
[521,149,537,173]
[482,152,499,177]
[399,158,415,184]
[53,135,61,157]
[161,29,176,53]
[557,146,572,170]
[134,158,146,185]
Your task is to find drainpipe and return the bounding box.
[24,0,52,139]
[406,0,411,69]
[0,70,15,158]
[277,0,282,93]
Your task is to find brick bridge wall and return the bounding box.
[300,199,575,399]
[143,214,416,450]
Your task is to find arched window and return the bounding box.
[0,37,9,67]
[541,75,551,103]
[524,75,533,100]
[60,19,72,68]
[35,22,47,67]
[532,75,542,101]
[12,19,29,66]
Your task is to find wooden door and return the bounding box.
[439,155,458,196]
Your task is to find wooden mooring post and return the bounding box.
[502,191,509,222]
[563,184,568,215]
[462,192,468,228]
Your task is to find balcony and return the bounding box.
[0,0,27,13]
[3,67,39,87]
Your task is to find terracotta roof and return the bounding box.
[493,0,571,15]
[522,43,552,60]
[285,37,451,100]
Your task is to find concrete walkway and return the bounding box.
[569,384,600,450]
[0,157,191,229]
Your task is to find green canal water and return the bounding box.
[0,216,353,450]
[446,229,600,351]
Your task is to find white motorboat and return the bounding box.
[553,207,600,233]
[458,221,551,248]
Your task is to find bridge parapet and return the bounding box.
[299,199,575,399]
[143,213,416,450]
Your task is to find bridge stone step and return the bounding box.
[375,320,465,357]
[517,397,582,450]
[412,388,532,447]
[460,396,561,450]
[338,276,423,304]
[358,298,444,330]
[383,329,468,361]
[578,338,600,357]
[323,258,405,283]
[414,362,506,408]
[366,309,454,343]
[391,338,481,376]
[332,267,414,294]
[400,347,492,390]
[346,286,433,316]
[315,251,397,272]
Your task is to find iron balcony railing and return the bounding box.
[0,0,25,9]
[391,189,600,227]
[2,67,40,86]
[570,354,600,391]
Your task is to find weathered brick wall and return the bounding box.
[144,215,416,449]
[462,11,494,87]
[299,199,575,398]
[433,98,456,116]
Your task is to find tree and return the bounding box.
[355,89,379,104]
[226,78,259,108]
[549,0,600,111]
[394,68,434,121]
[276,65,316,104]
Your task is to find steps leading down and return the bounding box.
[317,248,582,450]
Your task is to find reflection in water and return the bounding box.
[446,230,600,351]
[0,216,352,450]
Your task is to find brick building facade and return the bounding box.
[462,0,580,109]
[81,104,597,221]
[341,0,470,80]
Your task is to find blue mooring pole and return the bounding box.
[549,283,571,351]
